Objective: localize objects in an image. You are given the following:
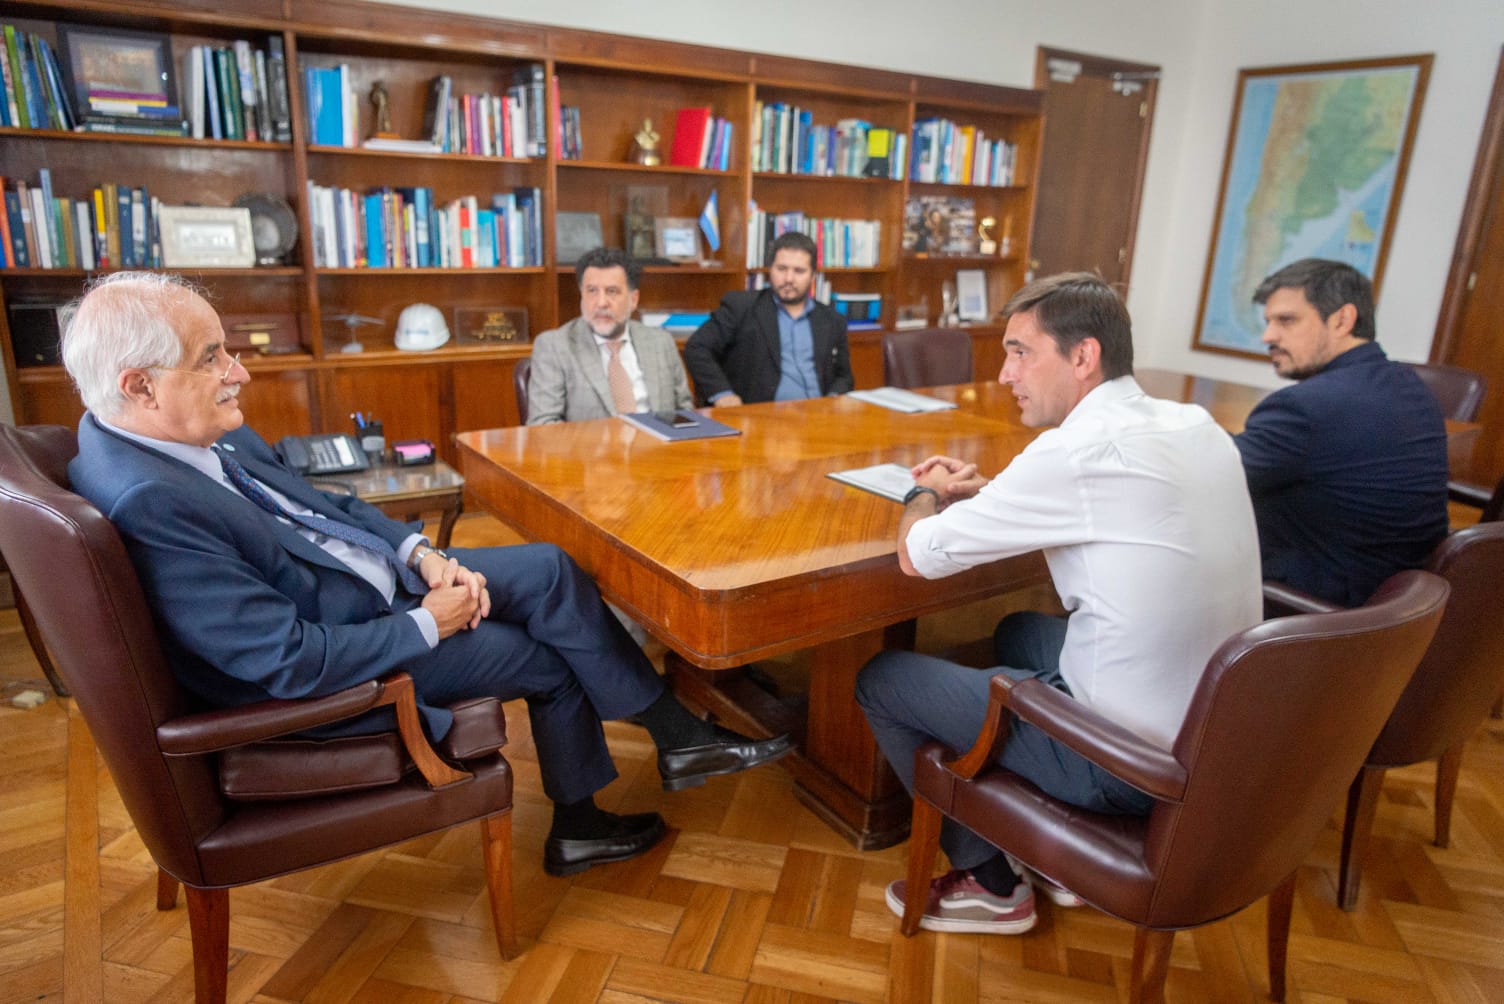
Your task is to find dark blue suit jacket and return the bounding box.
[683,288,853,404]
[69,416,450,734]
[1234,341,1449,607]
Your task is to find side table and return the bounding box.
[313,458,465,548]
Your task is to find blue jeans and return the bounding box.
[855,612,1153,870]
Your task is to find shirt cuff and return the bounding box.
[397,533,427,566]
[407,608,439,648]
[710,390,736,403]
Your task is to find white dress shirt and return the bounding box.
[906,375,1263,749]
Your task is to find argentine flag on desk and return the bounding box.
[699,191,721,253]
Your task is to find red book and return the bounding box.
[669,106,712,167]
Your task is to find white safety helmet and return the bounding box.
[394,303,450,351]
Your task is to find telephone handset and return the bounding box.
[276,433,370,475]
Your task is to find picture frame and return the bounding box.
[55,24,179,119]
[1191,54,1432,358]
[955,269,989,322]
[455,306,530,345]
[654,216,700,262]
[554,211,604,267]
[158,206,257,268]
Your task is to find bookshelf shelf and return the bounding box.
[1,0,1041,453]
[315,267,548,276]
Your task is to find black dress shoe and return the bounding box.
[543,811,667,877]
[658,725,794,791]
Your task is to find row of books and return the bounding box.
[751,105,907,180]
[411,68,547,157]
[304,182,543,269]
[745,203,881,269]
[0,24,74,132]
[669,107,734,170]
[183,39,292,142]
[0,170,160,270]
[910,118,1020,186]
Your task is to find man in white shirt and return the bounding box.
[527,247,692,425]
[857,272,1262,935]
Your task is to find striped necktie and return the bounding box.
[215,447,429,594]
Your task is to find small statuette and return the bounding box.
[370,81,396,139]
[629,118,661,166]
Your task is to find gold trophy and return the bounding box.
[977,216,998,256]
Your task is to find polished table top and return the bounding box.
[454,370,1281,668]
[455,368,1475,669]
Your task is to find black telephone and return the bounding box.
[277,433,370,475]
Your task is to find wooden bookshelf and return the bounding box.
[0,0,1041,455]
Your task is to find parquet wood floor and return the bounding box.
[2,514,1502,1003]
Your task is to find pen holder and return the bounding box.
[359,421,385,458]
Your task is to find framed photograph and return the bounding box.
[1191,54,1432,358]
[555,211,604,266]
[955,269,989,322]
[158,206,256,268]
[55,24,178,117]
[455,306,530,345]
[654,217,700,262]
[902,196,979,255]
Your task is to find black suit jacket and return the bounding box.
[684,288,853,404]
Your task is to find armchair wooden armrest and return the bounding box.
[1263,580,1342,618]
[157,672,468,788]
[948,674,1188,802]
[1448,479,1491,509]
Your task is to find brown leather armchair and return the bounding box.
[514,357,532,424]
[901,570,1448,1004]
[1264,522,1504,911]
[882,328,974,388]
[0,424,518,1004]
[1403,361,1486,422]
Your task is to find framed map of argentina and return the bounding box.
[1192,54,1432,358]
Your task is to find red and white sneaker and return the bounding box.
[884,869,1038,934]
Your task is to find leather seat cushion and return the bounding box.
[219,698,508,801]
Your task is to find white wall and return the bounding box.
[391,0,1503,387]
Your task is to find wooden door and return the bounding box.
[1030,48,1159,288]
[1433,48,1504,484]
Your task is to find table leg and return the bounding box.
[666,621,915,850]
[434,499,463,549]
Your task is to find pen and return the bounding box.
[351,412,365,429]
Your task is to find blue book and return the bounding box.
[619,409,741,443]
[304,66,342,146]
[399,187,432,267]
[115,185,133,267]
[4,190,29,266]
[363,192,386,267]
[476,208,496,267]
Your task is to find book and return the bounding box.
[304,65,342,146]
[826,462,915,503]
[847,387,958,413]
[360,137,440,153]
[266,37,292,142]
[619,409,741,443]
[669,107,713,167]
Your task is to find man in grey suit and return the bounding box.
[527,247,693,425]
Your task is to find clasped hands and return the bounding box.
[911,455,988,510]
[417,552,489,637]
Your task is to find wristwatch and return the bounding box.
[902,485,941,507]
[409,542,449,568]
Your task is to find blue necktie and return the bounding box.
[216,447,429,595]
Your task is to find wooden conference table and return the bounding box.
[455,369,1477,849]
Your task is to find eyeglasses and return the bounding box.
[158,350,242,383]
